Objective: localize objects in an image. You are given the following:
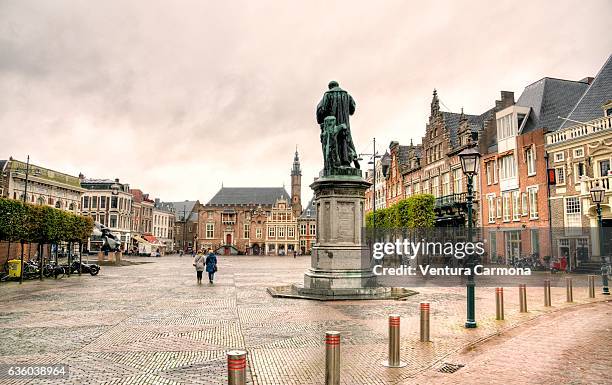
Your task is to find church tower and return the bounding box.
[290,148,302,217]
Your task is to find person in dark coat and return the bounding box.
[205,249,218,284]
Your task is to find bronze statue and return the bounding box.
[316,81,360,173]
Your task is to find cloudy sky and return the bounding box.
[1,0,611,203]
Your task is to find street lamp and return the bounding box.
[358,138,381,240]
[590,184,610,295]
[458,146,481,328]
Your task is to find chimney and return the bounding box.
[500,91,515,108]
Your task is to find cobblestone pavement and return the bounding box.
[0,255,609,385]
[411,301,612,385]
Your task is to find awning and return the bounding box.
[133,234,164,247]
[143,235,163,245]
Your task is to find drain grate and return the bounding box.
[438,363,465,373]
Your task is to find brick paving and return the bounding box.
[412,301,612,385]
[0,254,609,385]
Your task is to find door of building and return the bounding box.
[505,231,521,265]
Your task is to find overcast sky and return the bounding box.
[1,0,611,204]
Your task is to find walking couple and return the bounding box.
[194,249,217,284]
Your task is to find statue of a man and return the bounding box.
[316,81,360,169]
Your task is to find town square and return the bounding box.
[1,1,612,384]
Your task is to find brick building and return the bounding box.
[402,90,495,227]
[385,142,410,207]
[199,151,304,255]
[200,187,291,255]
[479,78,589,264]
[545,55,612,270]
[168,200,200,252]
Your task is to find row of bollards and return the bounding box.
[225,275,605,385]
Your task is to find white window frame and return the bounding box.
[554,152,565,163]
[452,168,462,194]
[564,196,582,229]
[502,192,511,222]
[527,186,539,219]
[496,197,502,219]
[555,166,566,185]
[512,190,520,221]
[526,147,536,176]
[573,147,584,158]
[487,194,496,223]
[574,162,585,184]
[521,192,528,216]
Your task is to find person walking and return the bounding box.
[205,248,218,284]
[193,251,205,284]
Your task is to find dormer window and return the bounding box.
[497,113,516,140]
[603,101,612,117]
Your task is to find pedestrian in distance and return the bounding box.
[193,251,205,284]
[205,248,218,284]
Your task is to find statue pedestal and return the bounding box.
[268,174,418,300]
[303,175,375,293]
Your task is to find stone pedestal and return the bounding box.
[268,172,417,300]
[302,175,377,296]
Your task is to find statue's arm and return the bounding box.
[349,95,356,115]
[316,97,326,124]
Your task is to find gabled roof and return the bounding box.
[397,145,410,166]
[206,187,290,206]
[559,54,612,130]
[517,77,589,133]
[442,111,483,148]
[299,197,316,219]
[380,151,391,166]
[166,200,199,221]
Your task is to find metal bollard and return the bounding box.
[519,284,527,313]
[382,314,407,368]
[588,275,596,298]
[566,277,573,302]
[419,302,430,342]
[495,287,504,320]
[544,280,551,307]
[325,331,340,385]
[227,350,247,385]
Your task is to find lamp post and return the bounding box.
[590,184,610,295]
[358,138,381,239]
[458,146,481,328]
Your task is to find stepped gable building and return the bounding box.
[402,89,497,227]
[545,54,612,270]
[401,140,423,197]
[298,197,317,254]
[480,77,589,265]
[385,141,411,207]
[200,186,291,255]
